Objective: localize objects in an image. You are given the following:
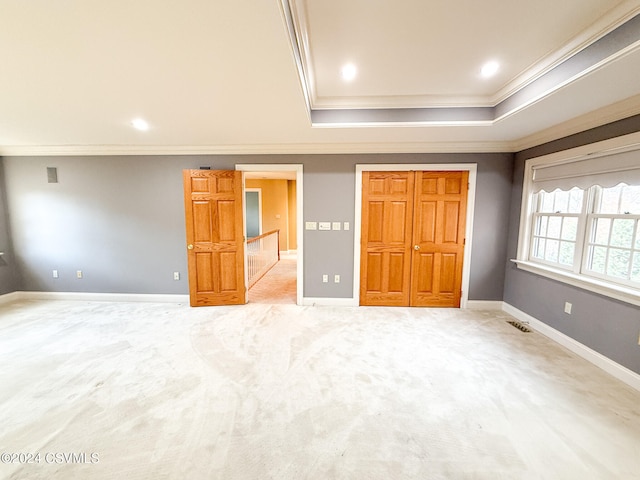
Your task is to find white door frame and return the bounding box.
[354,164,477,308]
[236,164,303,306]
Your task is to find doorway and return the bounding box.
[354,164,477,308]
[236,164,303,305]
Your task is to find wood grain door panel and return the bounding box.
[360,170,468,308]
[360,172,414,306]
[410,171,468,307]
[183,169,246,307]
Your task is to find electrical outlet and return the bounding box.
[52,270,58,278]
[173,272,180,280]
[334,274,340,283]
[343,222,350,231]
[322,274,328,283]
[564,302,572,314]
[76,270,83,279]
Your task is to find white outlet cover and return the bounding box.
[332,222,341,230]
[343,222,350,230]
[318,222,331,230]
[305,222,317,230]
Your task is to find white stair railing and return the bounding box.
[246,229,280,288]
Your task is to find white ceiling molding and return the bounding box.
[491,1,640,105]
[287,0,640,111]
[0,141,514,157]
[2,1,640,155]
[494,39,640,124]
[513,94,640,152]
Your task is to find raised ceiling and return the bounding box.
[1,0,640,156]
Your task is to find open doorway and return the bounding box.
[236,165,303,305]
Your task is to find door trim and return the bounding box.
[235,164,303,305]
[353,164,477,308]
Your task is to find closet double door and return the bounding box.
[360,171,468,307]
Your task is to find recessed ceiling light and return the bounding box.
[481,61,499,78]
[341,63,357,82]
[131,118,150,131]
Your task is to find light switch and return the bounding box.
[332,222,341,230]
[343,222,350,230]
[305,222,317,230]
[318,222,331,231]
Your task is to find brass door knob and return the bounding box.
[187,244,194,250]
[414,245,421,251]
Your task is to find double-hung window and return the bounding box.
[516,134,640,306]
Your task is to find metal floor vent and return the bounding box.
[507,321,532,333]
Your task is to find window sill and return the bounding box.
[511,259,640,308]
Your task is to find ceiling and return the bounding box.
[1,0,640,156]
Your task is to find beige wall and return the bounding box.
[245,179,293,252]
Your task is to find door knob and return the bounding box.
[414,245,421,251]
[187,244,194,250]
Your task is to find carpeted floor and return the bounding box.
[0,300,639,479]
[248,253,297,304]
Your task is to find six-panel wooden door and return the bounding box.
[183,169,247,307]
[360,172,415,306]
[360,171,468,307]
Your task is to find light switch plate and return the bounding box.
[318,222,331,231]
[343,222,350,230]
[305,222,317,230]
[332,222,341,230]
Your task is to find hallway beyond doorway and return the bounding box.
[248,253,297,304]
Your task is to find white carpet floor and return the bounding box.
[0,299,639,479]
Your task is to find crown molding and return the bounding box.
[286,0,640,110]
[0,141,514,157]
[490,2,640,106]
[512,93,640,152]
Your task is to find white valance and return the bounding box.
[532,147,640,192]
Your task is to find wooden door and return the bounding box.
[183,170,247,307]
[410,171,468,307]
[360,170,468,307]
[360,172,415,306]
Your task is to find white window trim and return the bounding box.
[515,131,640,307]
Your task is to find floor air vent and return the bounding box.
[507,321,531,333]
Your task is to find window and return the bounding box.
[516,133,640,306]
[531,188,584,269]
[584,184,640,285]
[528,185,640,289]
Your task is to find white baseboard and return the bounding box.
[503,302,640,392]
[302,297,359,307]
[0,291,190,304]
[465,300,505,310]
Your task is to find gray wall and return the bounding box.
[3,152,513,300]
[504,114,640,375]
[0,158,19,294]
